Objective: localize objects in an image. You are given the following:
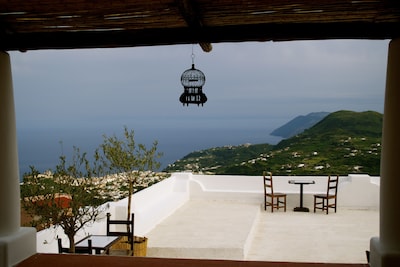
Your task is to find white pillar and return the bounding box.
[0,51,36,267]
[0,51,20,236]
[370,38,400,266]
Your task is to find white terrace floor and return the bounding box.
[146,197,378,265]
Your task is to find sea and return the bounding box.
[17,126,283,181]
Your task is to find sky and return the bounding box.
[8,40,390,169]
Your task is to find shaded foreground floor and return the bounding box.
[18,254,368,267]
[147,199,378,264]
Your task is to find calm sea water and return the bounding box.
[17,126,282,180]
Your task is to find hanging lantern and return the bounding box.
[179,47,207,106]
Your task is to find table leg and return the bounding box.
[300,184,304,207]
[293,184,310,212]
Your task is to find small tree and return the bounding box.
[98,126,162,222]
[21,147,105,253]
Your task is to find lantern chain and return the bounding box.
[191,44,195,65]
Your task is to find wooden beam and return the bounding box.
[1,22,399,51]
[177,0,212,52]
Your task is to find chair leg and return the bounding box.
[335,198,337,213]
[313,196,316,212]
[284,196,286,212]
[58,238,63,254]
[271,197,274,213]
[326,199,329,214]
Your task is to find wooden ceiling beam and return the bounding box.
[1,22,399,51]
[177,0,212,52]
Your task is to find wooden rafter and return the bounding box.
[177,0,212,52]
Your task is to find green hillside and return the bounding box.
[164,110,382,176]
[270,111,329,138]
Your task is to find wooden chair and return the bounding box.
[314,175,339,214]
[58,238,92,254]
[263,171,286,212]
[106,213,134,256]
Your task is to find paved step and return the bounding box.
[147,199,260,260]
[246,209,378,264]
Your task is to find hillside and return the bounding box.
[270,112,330,138]
[164,110,382,176]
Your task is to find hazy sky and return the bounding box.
[10,39,388,139]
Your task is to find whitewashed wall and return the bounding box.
[189,173,379,209]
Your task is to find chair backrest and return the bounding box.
[326,175,339,197]
[263,171,274,195]
[58,238,69,254]
[106,213,134,250]
[58,238,92,254]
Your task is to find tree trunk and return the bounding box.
[67,233,76,253]
[127,180,133,232]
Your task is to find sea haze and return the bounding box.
[17,126,282,180]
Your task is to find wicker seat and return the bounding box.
[106,213,134,256]
[263,171,286,212]
[314,175,339,214]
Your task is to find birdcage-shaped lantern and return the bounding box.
[179,64,207,106]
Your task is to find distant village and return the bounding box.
[35,170,171,202]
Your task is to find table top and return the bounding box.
[75,235,120,249]
[288,180,315,185]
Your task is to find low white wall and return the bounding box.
[189,174,356,194]
[106,173,190,236]
[190,174,328,205]
[189,174,379,209]
[133,173,189,235]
